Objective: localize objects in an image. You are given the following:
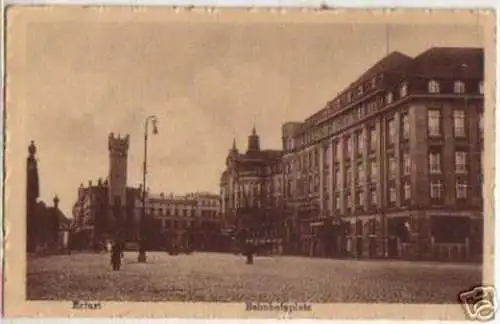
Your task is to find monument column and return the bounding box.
[26,140,40,253]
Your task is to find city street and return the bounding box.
[27,252,481,303]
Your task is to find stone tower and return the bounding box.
[108,132,129,213]
[247,125,261,153]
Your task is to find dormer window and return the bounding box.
[454,81,466,94]
[357,85,363,97]
[347,91,352,102]
[400,82,408,97]
[428,80,440,93]
[386,92,393,104]
[479,81,484,94]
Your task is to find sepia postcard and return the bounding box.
[3,6,496,320]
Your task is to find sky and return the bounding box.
[20,18,483,217]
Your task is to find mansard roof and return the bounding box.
[401,47,484,79]
[351,51,413,86]
[338,47,483,102]
[293,46,484,135]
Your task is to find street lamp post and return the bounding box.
[138,115,159,263]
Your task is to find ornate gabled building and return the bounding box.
[220,47,484,262]
[220,127,287,253]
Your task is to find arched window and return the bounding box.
[386,92,393,104]
[454,81,466,94]
[428,80,440,93]
[400,82,408,97]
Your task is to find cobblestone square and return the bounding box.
[27,252,481,303]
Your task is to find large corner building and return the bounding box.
[220,47,484,262]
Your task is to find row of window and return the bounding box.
[149,195,219,206]
[148,201,219,208]
[147,208,218,218]
[198,200,219,207]
[328,151,471,191]
[286,78,484,151]
[228,182,284,199]
[285,146,481,201]
[286,113,409,173]
[237,148,480,199]
[227,147,482,203]
[305,75,380,124]
[328,179,470,212]
[285,108,483,175]
[305,77,482,136]
[428,109,484,138]
[233,196,284,209]
[396,80,483,100]
[426,80,483,95]
[330,114,409,162]
[430,180,470,200]
[156,219,221,230]
[429,150,472,174]
[289,96,385,151]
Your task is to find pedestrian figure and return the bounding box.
[110,242,122,271]
[246,252,253,264]
[244,242,254,265]
[119,241,125,259]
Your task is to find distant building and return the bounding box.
[220,47,484,262]
[71,132,221,251]
[36,195,71,251]
[142,192,222,251]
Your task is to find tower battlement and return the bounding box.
[108,132,130,153]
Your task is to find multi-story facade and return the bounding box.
[220,127,290,254]
[142,192,222,251]
[220,47,484,261]
[71,178,141,249]
[72,132,143,249]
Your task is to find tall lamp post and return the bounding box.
[138,115,159,263]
